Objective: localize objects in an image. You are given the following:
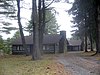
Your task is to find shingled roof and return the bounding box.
[68,39,82,46]
[43,34,62,44]
[12,34,62,45]
[12,36,33,45]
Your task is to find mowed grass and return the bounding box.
[0,54,67,75]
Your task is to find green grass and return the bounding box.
[0,55,59,75]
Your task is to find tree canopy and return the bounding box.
[0,0,16,34]
[25,9,59,35]
[69,0,100,53]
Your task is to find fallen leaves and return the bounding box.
[0,55,70,75]
[45,61,71,75]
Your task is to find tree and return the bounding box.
[25,10,59,35]
[3,38,12,54]
[68,0,98,52]
[0,35,4,50]
[25,1,59,57]
[32,0,41,60]
[0,0,15,16]
[0,0,17,34]
[95,0,100,54]
[0,36,11,54]
[44,10,59,34]
[16,0,28,56]
[12,30,20,39]
[31,0,61,60]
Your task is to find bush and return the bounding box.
[3,45,11,54]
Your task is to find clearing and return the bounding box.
[0,51,100,75]
[0,54,69,75]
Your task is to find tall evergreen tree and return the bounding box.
[95,0,100,53]
[0,0,16,34]
[68,0,99,52]
[25,10,59,35]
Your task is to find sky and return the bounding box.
[50,2,73,38]
[1,0,74,39]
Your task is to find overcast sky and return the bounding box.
[1,0,74,39]
[50,2,73,38]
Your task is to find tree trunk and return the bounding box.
[84,13,88,52]
[95,0,100,54]
[90,33,93,51]
[33,23,41,60]
[16,0,28,56]
[38,0,46,55]
[32,0,41,60]
[97,4,100,53]
[85,33,88,52]
[81,38,84,51]
[40,0,46,54]
[38,0,43,55]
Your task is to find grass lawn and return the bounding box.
[0,54,67,75]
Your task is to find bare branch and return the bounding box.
[45,0,55,9]
[2,22,12,26]
[45,16,55,23]
[0,4,13,7]
[0,12,15,14]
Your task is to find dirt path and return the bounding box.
[56,52,100,75]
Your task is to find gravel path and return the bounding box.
[56,52,100,75]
